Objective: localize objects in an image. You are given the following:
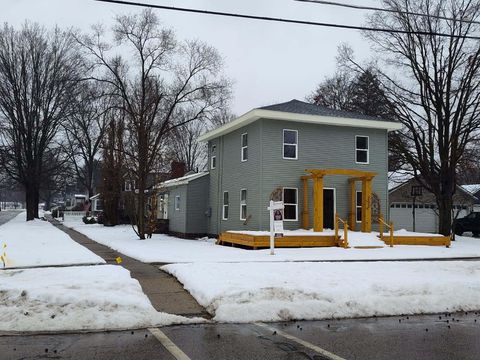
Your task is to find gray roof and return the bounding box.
[258,99,393,123]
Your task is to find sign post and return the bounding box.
[268,200,284,255]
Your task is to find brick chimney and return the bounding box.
[170,161,186,179]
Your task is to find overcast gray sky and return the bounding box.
[0,0,377,115]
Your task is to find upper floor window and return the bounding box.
[211,145,217,169]
[355,136,369,164]
[222,191,229,220]
[283,129,298,159]
[240,189,247,220]
[283,187,298,221]
[241,133,248,162]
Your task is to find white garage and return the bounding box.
[389,203,469,233]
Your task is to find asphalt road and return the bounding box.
[2,312,480,360]
[0,210,22,226]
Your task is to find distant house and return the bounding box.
[389,176,477,233]
[156,99,401,238]
[461,184,480,211]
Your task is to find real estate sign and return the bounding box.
[268,200,284,255]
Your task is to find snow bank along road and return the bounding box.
[0,213,202,332]
[162,261,480,323]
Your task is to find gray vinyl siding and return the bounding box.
[208,118,389,234]
[186,175,209,234]
[260,119,388,230]
[168,186,188,234]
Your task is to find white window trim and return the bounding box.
[175,195,180,211]
[356,190,362,223]
[241,133,248,162]
[282,129,298,160]
[240,188,247,220]
[355,135,369,164]
[222,191,229,220]
[283,187,298,221]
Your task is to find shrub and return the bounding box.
[82,216,97,224]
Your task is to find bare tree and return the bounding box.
[79,9,230,238]
[0,23,84,220]
[63,82,110,199]
[362,0,480,235]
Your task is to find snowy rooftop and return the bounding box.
[157,172,209,189]
[461,184,480,195]
[388,170,413,191]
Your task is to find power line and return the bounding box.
[295,0,480,25]
[95,0,480,40]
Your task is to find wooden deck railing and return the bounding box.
[378,214,394,247]
[334,213,349,248]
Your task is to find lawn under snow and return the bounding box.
[64,222,480,263]
[1,213,104,268]
[162,261,480,323]
[0,265,200,332]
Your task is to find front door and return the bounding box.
[323,188,335,229]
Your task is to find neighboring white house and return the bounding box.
[389,174,477,233]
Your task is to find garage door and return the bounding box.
[390,203,469,233]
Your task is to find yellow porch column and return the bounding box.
[302,178,309,229]
[313,175,324,232]
[349,179,356,231]
[361,177,373,232]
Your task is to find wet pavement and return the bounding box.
[2,312,480,359]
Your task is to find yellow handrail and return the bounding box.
[378,214,394,247]
[335,212,349,248]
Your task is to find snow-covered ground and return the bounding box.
[0,265,201,332]
[1,213,104,268]
[64,222,480,263]
[162,261,480,323]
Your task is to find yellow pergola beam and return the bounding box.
[306,168,377,178]
[361,177,373,232]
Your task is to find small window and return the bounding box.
[283,188,298,221]
[124,180,135,191]
[211,145,216,169]
[355,136,369,164]
[356,191,362,223]
[175,195,180,211]
[283,129,298,159]
[240,189,247,220]
[222,191,229,220]
[241,133,248,162]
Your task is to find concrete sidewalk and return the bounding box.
[50,219,210,319]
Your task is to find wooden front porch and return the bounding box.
[379,235,451,247]
[218,232,338,249]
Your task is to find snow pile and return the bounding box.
[163,261,480,323]
[65,223,480,263]
[0,212,104,268]
[0,265,201,332]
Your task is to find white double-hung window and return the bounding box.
[283,129,298,159]
[240,189,247,220]
[211,145,217,169]
[222,191,229,220]
[355,136,369,164]
[174,195,180,211]
[241,133,248,162]
[356,191,362,222]
[283,188,298,221]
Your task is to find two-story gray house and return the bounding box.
[157,99,401,238]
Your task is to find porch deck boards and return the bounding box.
[218,231,338,249]
[379,235,451,247]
